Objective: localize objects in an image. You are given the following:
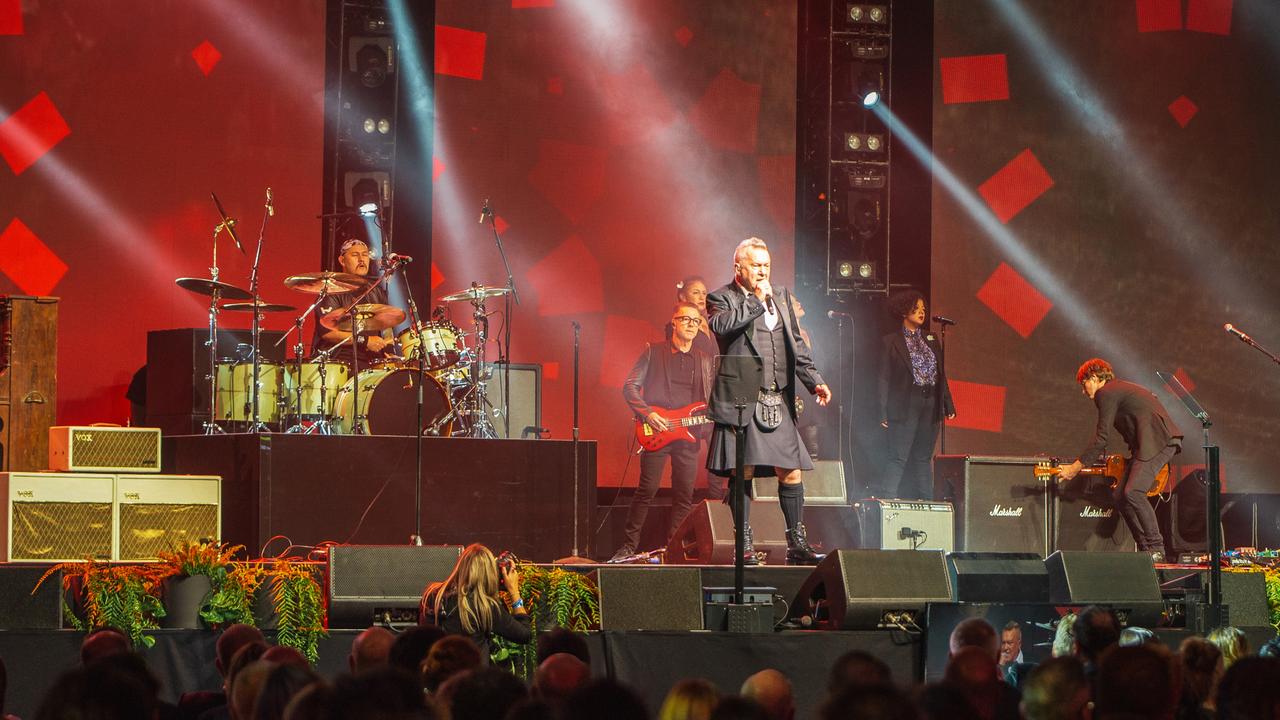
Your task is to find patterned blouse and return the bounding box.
[903,327,937,386]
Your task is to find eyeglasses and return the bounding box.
[673,316,703,326]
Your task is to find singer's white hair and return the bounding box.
[732,237,769,266]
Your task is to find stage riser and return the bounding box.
[163,434,595,562]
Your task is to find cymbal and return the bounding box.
[222,301,298,313]
[439,284,512,303]
[284,271,369,294]
[176,277,252,301]
[320,303,406,333]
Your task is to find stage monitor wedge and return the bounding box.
[791,549,952,630]
[946,552,1049,603]
[591,566,703,631]
[328,545,462,628]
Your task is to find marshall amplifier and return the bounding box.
[49,426,162,473]
[934,455,1050,555]
[853,499,954,552]
[1055,475,1135,552]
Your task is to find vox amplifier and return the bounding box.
[2,472,114,562]
[49,426,162,473]
[115,475,221,561]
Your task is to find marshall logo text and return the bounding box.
[989,504,1024,517]
[1080,506,1113,518]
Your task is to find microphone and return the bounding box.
[478,199,491,224]
[385,252,413,266]
[265,187,274,217]
[1224,323,1253,343]
[827,310,852,319]
[932,315,957,326]
[211,191,244,253]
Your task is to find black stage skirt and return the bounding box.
[707,398,814,477]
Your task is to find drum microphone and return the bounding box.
[385,253,413,266]
[1224,323,1253,343]
[478,199,491,224]
[932,315,957,326]
[265,187,274,217]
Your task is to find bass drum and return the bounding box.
[333,368,453,436]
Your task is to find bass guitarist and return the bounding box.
[1056,358,1183,562]
[610,302,715,562]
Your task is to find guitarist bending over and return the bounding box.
[1057,358,1183,562]
[611,302,714,562]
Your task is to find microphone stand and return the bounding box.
[1228,328,1280,366]
[936,319,949,455]
[398,259,428,546]
[248,190,272,434]
[571,320,581,557]
[483,202,519,437]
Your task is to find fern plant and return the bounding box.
[37,560,167,648]
[268,560,327,664]
[491,562,600,678]
[203,561,265,628]
[155,541,251,629]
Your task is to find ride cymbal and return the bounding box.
[439,284,512,303]
[176,277,253,300]
[284,271,369,294]
[320,303,406,332]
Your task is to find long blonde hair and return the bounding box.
[420,543,502,635]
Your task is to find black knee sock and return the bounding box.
[778,482,804,530]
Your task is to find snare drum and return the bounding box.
[215,360,285,424]
[283,361,349,419]
[398,322,462,371]
[333,367,453,436]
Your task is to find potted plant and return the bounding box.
[154,541,246,629]
[265,560,327,664]
[491,562,600,678]
[37,560,167,648]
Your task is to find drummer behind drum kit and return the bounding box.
[175,271,513,438]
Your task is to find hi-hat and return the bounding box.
[320,303,406,332]
[176,277,253,301]
[223,301,298,313]
[284,271,369,294]
[439,284,512,303]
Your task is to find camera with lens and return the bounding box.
[496,550,518,576]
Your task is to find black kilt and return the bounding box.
[707,400,813,477]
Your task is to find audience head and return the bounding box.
[281,682,333,720]
[828,649,892,694]
[1072,606,1121,662]
[943,646,1005,720]
[1019,656,1090,720]
[389,623,446,676]
[1178,636,1223,710]
[253,662,319,720]
[444,667,528,720]
[533,652,591,705]
[740,669,794,720]
[658,677,719,720]
[536,627,591,665]
[34,662,152,720]
[1052,612,1078,658]
[231,661,275,720]
[217,624,267,677]
[822,683,918,720]
[1216,655,1280,720]
[79,626,132,665]
[710,696,770,720]
[1208,626,1249,669]
[998,621,1022,667]
[949,617,999,661]
[1119,626,1159,647]
[349,625,396,674]
[914,683,980,720]
[422,635,483,693]
[225,641,270,695]
[262,645,309,668]
[1094,644,1177,719]
[328,667,435,720]
[1259,635,1280,658]
[420,543,502,634]
[563,678,648,720]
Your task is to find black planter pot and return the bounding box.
[161,575,212,629]
[253,587,278,630]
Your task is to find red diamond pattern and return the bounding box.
[939,54,1010,105]
[493,216,510,235]
[675,26,693,47]
[0,91,71,175]
[1168,96,1198,127]
[0,218,68,295]
[191,40,222,76]
[688,68,761,154]
[1136,0,1182,32]
[435,25,487,80]
[526,235,603,316]
[1187,0,1233,35]
[0,0,22,35]
[945,380,1007,433]
[978,149,1054,224]
[430,262,444,290]
[976,262,1053,338]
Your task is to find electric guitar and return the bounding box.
[1032,454,1171,497]
[635,402,713,452]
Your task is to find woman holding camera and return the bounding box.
[419,543,531,661]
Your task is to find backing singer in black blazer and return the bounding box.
[878,290,955,500]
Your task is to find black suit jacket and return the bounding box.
[878,329,955,423]
[705,282,824,426]
[1078,379,1183,464]
[622,342,714,418]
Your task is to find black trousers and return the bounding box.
[1120,444,1177,551]
[884,386,939,500]
[620,440,699,550]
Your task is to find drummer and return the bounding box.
[313,237,398,360]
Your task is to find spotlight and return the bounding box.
[347,175,386,216]
[857,261,875,279]
[349,38,394,88]
[363,118,376,134]
[837,261,855,279]
[850,193,882,239]
[847,4,890,28]
[861,90,881,108]
[358,202,379,217]
[844,133,885,154]
[377,118,391,135]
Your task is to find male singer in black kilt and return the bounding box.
[705,237,832,565]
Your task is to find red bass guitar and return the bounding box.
[634,402,713,452]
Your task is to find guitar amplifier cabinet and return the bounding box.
[116,475,221,561]
[934,455,1050,555]
[853,499,954,552]
[49,426,162,473]
[1054,475,1135,552]
[2,472,114,562]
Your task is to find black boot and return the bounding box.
[786,522,824,565]
[741,524,759,566]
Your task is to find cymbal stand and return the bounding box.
[203,224,231,435]
[464,291,498,438]
[247,188,273,433]
[281,289,330,433]
[305,340,347,435]
[339,264,397,435]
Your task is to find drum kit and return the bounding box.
[176,270,512,438]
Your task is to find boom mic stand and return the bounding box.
[396,256,428,546]
[481,199,519,437]
[247,188,274,434]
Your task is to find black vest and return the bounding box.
[753,313,789,390]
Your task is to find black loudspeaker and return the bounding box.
[1158,470,1208,554]
[934,455,1048,555]
[1220,493,1256,549]
[790,549,953,629]
[946,552,1049,603]
[327,545,462,628]
[1253,494,1280,549]
[0,566,63,628]
[591,567,703,630]
[482,363,542,439]
[665,500,788,565]
[1045,551,1160,603]
[1054,476,1135,552]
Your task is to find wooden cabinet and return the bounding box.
[0,296,58,471]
